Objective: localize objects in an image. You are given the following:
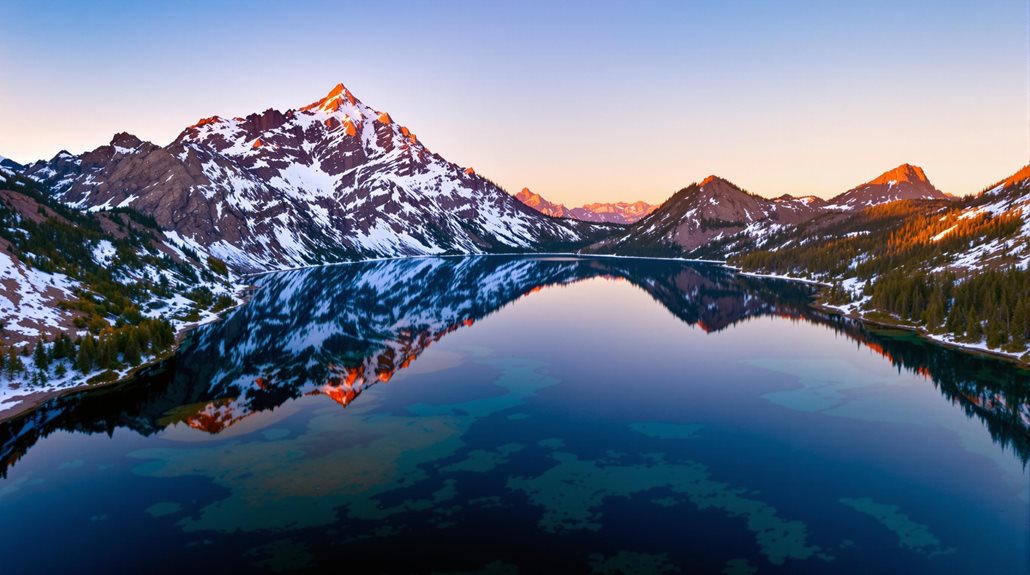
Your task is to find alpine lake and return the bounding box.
[1,256,1028,574]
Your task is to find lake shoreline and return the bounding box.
[0,284,257,424]
[2,252,1025,425]
[740,268,1030,369]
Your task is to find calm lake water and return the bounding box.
[1,256,1028,574]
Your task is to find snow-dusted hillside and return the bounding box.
[585,176,824,257]
[0,171,239,413]
[24,84,604,272]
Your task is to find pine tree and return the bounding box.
[1011,299,1028,348]
[76,336,96,373]
[122,331,141,366]
[965,310,983,342]
[33,340,50,371]
[6,348,22,377]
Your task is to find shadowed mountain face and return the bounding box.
[2,256,1029,475]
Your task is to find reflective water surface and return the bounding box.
[1,256,1028,574]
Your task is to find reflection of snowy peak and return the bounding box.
[3,256,1029,472]
[172,256,819,429]
[24,84,602,272]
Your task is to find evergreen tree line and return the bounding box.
[0,318,176,384]
[866,267,1030,351]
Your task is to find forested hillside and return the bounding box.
[0,166,238,409]
[733,166,1030,362]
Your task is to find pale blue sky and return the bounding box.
[1,0,1026,202]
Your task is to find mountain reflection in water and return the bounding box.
[2,256,1029,476]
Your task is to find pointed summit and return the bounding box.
[699,175,727,187]
[698,175,747,195]
[302,82,359,112]
[514,188,568,218]
[827,163,949,209]
[110,132,143,149]
[868,163,930,186]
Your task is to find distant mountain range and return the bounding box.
[514,188,658,224]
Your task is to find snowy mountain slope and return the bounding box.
[24,84,606,272]
[0,156,22,172]
[731,164,1030,361]
[584,176,824,257]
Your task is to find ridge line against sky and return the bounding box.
[0,0,1027,203]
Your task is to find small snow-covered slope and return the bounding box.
[939,164,1030,271]
[0,250,77,339]
[25,84,601,272]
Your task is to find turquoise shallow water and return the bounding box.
[0,256,1028,574]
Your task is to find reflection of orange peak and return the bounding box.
[186,398,244,434]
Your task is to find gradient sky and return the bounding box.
[1,0,1027,204]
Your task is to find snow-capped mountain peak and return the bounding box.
[24,82,605,272]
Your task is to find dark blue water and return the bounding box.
[1,256,1028,574]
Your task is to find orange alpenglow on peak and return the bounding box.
[868,163,930,185]
[377,112,392,124]
[464,167,475,175]
[192,116,222,128]
[325,83,348,100]
[252,138,263,149]
[516,187,541,203]
[1001,164,1030,188]
[343,118,357,137]
[323,83,356,105]
[699,175,742,190]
